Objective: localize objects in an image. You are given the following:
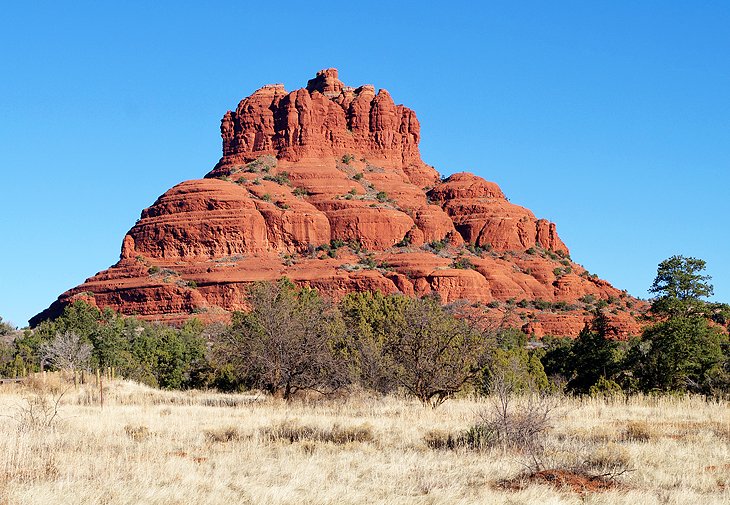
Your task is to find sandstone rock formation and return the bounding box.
[32,69,645,337]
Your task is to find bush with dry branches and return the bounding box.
[480,357,560,471]
[40,331,92,373]
[2,388,67,432]
[211,279,349,400]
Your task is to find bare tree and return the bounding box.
[481,357,559,471]
[213,280,348,400]
[5,388,67,432]
[41,331,92,373]
[385,295,487,408]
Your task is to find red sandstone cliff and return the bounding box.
[31,69,645,336]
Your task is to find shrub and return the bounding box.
[263,422,315,443]
[292,186,309,197]
[244,155,277,173]
[552,301,568,311]
[584,443,631,471]
[481,368,558,470]
[352,172,363,181]
[263,421,374,445]
[148,266,160,275]
[263,171,290,185]
[534,299,552,311]
[579,294,595,304]
[204,426,241,443]
[341,154,355,164]
[452,257,475,270]
[395,233,412,247]
[348,240,363,253]
[466,243,491,255]
[424,424,494,451]
[375,191,388,202]
[10,389,67,432]
[427,239,448,253]
[621,420,654,442]
[589,376,623,398]
[359,256,377,269]
[423,429,459,450]
[124,424,150,441]
[460,423,495,450]
[327,424,375,444]
[553,267,571,278]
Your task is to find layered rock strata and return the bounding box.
[32,69,644,337]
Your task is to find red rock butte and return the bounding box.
[31,69,645,336]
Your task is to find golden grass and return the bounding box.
[0,377,728,504]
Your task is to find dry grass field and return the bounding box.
[0,375,728,505]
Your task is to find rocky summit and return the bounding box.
[32,69,644,336]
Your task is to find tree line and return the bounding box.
[1,255,728,402]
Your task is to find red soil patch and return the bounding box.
[704,463,730,472]
[499,469,620,494]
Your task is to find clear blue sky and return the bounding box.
[1,1,728,327]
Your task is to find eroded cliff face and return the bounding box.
[32,69,645,337]
[213,68,430,183]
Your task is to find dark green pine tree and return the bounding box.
[638,255,729,395]
[566,311,619,394]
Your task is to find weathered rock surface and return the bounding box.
[32,69,645,337]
